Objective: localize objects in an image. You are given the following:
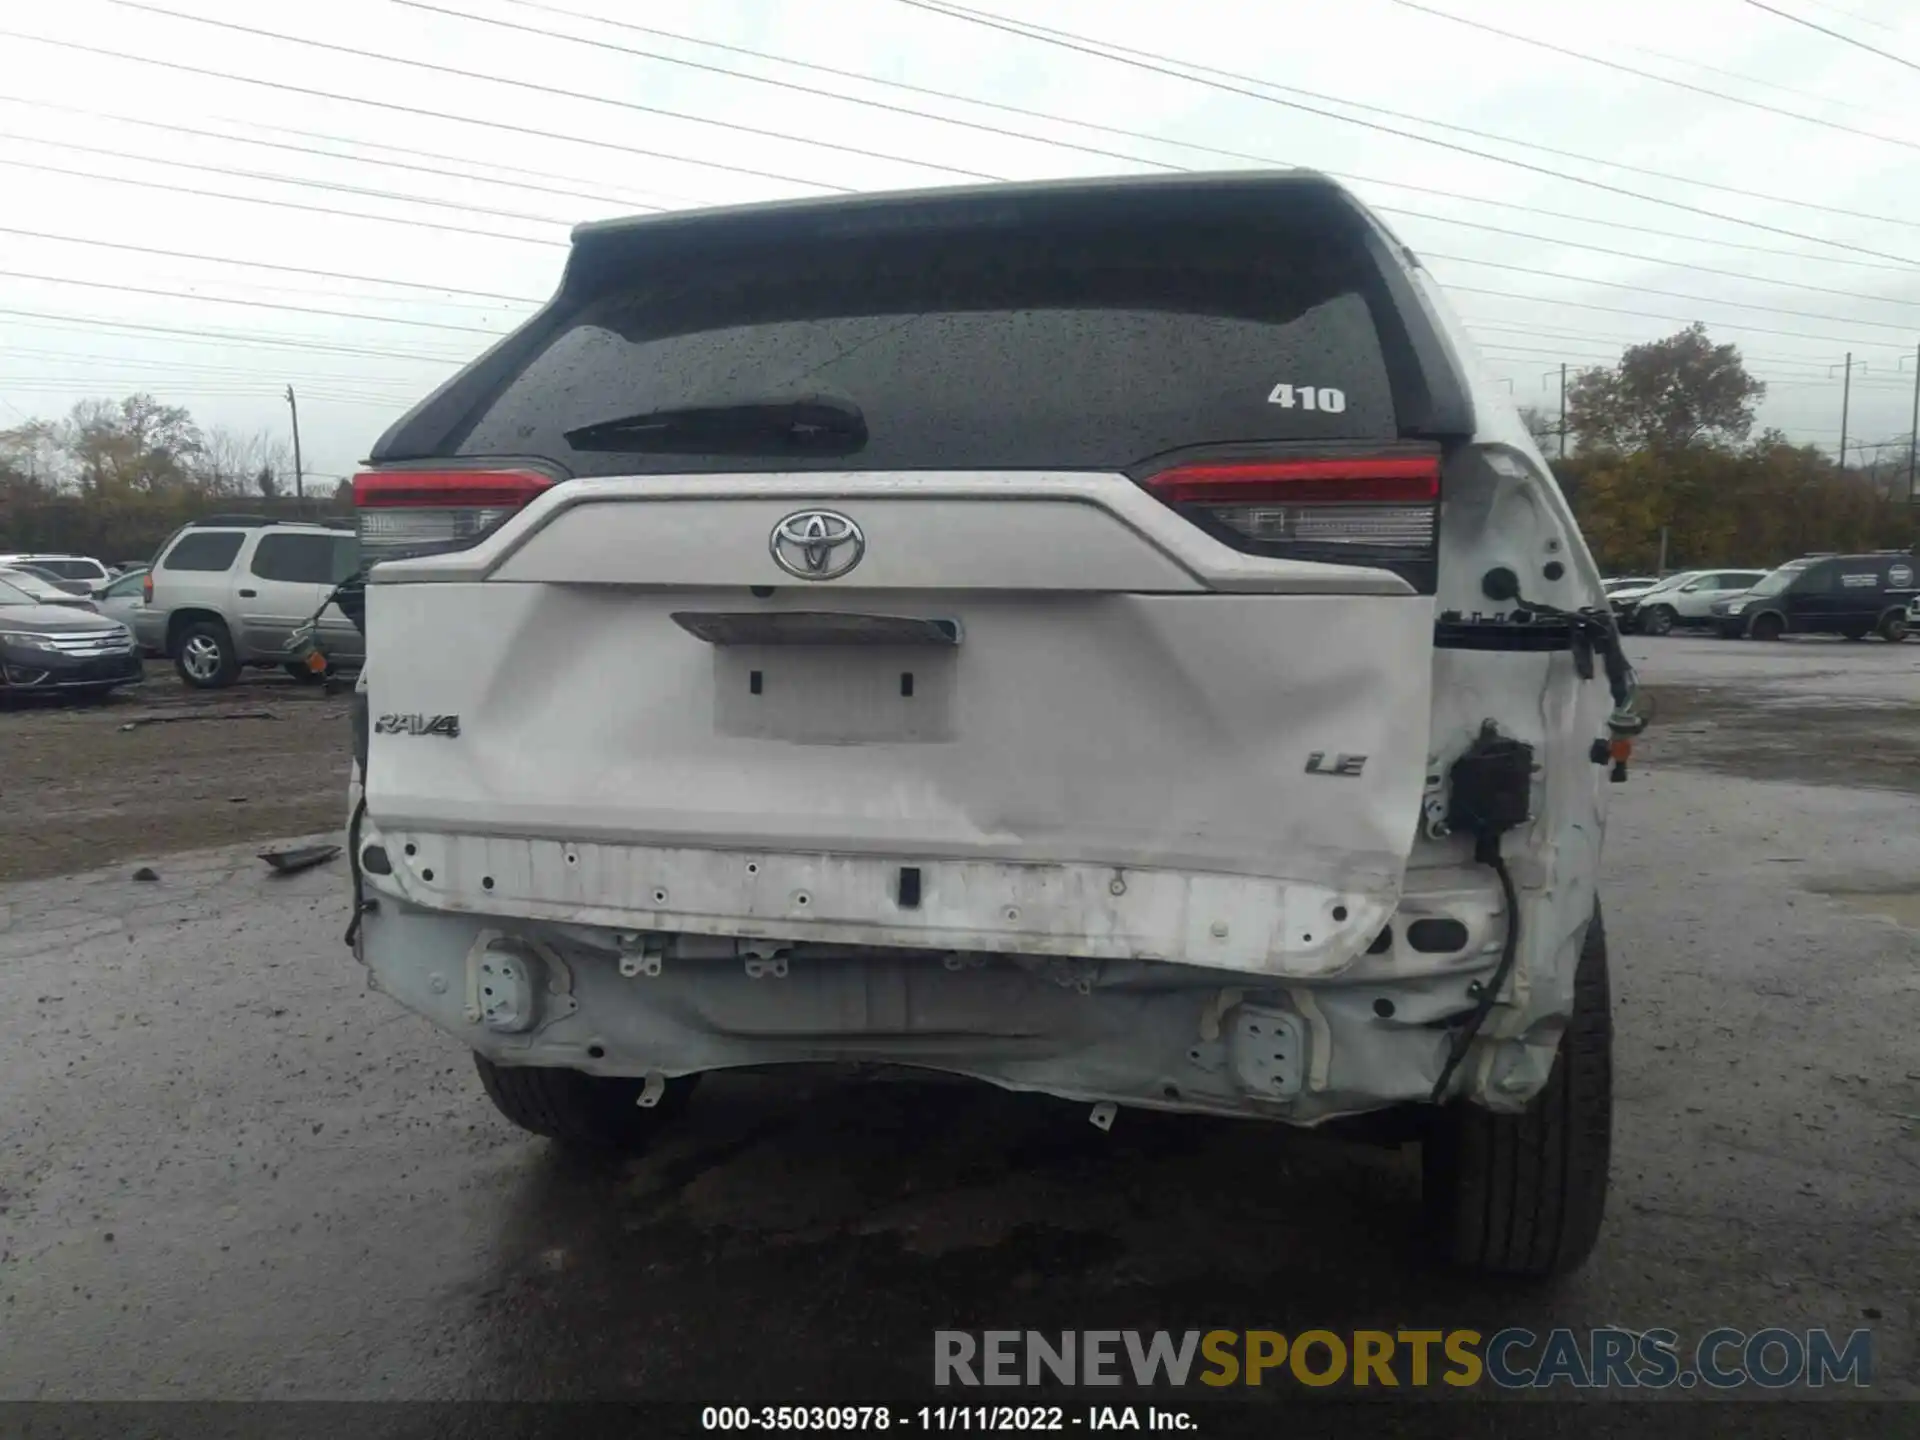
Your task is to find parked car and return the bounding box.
[8,563,94,598]
[1611,570,1700,632]
[1629,568,1770,635]
[1712,552,1915,641]
[0,566,98,612]
[0,552,114,595]
[1603,576,1664,619]
[342,172,1637,1279]
[145,517,362,688]
[94,566,161,656]
[1601,575,1657,595]
[0,575,143,698]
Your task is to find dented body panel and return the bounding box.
[348,173,1623,1126]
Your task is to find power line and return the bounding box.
[0,155,565,250]
[402,0,1158,172]
[0,269,513,337]
[226,114,713,210]
[1381,206,1920,309]
[1468,336,1834,374]
[2,344,444,389]
[1791,0,1901,34]
[0,227,544,305]
[490,0,1920,281]
[0,27,854,194]
[1742,0,1920,74]
[413,0,1920,314]
[1459,319,1850,369]
[896,0,1920,266]
[0,94,671,218]
[2,129,572,230]
[1446,285,1919,350]
[1617,38,1903,121]
[0,308,475,364]
[1390,0,1920,154]
[1425,253,1920,333]
[0,380,412,403]
[108,1,999,182]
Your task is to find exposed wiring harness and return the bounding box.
[1428,720,1534,1103]
[1429,839,1519,1104]
[343,794,369,951]
[1480,566,1645,733]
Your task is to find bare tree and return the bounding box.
[198,426,292,498]
[0,419,67,489]
[1517,404,1561,454]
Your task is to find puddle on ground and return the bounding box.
[1803,883,1920,931]
[1636,685,1920,793]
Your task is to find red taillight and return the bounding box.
[141,573,153,605]
[1142,453,1441,590]
[1143,456,1440,505]
[352,467,555,564]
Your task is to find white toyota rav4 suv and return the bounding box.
[342,173,1638,1278]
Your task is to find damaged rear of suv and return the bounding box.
[344,172,1636,1278]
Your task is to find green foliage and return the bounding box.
[1554,326,1914,570]
[1568,322,1766,454]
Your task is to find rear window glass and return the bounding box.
[251,533,357,585]
[453,221,1399,475]
[37,558,103,580]
[160,532,243,573]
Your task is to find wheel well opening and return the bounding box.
[165,608,229,655]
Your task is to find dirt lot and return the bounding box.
[0,662,352,881]
[5,635,1918,884]
[3,632,1919,1416]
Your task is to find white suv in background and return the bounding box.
[342,172,1640,1279]
[145,517,362,688]
[1630,569,1770,635]
[0,553,114,596]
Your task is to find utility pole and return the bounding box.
[284,384,304,503]
[1558,361,1568,459]
[1835,353,1850,474]
[1908,343,1918,504]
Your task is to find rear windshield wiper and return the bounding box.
[562,395,867,455]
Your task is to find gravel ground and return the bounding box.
[0,634,1916,1425]
[0,662,352,881]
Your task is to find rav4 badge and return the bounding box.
[375,713,461,739]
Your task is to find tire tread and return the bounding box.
[1425,906,1611,1278]
[474,1055,694,1154]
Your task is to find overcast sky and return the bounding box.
[5,0,1920,487]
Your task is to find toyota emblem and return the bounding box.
[769,509,865,581]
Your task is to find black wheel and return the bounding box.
[1878,610,1908,643]
[1422,906,1611,1280]
[1748,611,1785,642]
[1640,604,1675,636]
[473,1054,698,1153]
[284,660,327,683]
[174,619,239,689]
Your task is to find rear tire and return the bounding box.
[1749,611,1785,642]
[1421,906,1611,1280]
[473,1054,697,1153]
[1640,605,1675,636]
[1878,610,1908,643]
[174,620,239,689]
